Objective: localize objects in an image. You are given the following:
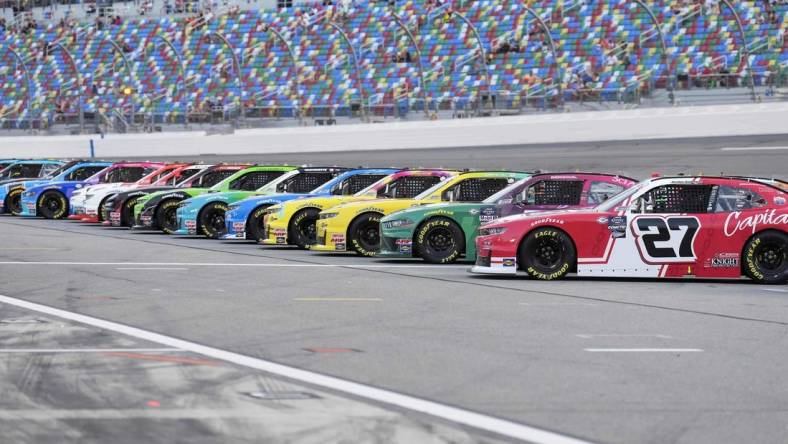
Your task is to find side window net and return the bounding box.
[384,176,443,198]
[285,172,336,193]
[527,180,583,205]
[231,172,285,191]
[344,174,387,195]
[641,185,713,213]
[196,170,236,188]
[454,178,511,202]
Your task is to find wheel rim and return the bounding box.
[9,193,21,213]
[163,207,178,231]
[45,196,61,213]
[532,237,563,269]
[356,222,380,250]
[298,217,317,244]
[755,241,786,272]
[426,227,455,253]
[207,210,225,235]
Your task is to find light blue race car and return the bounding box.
[0,159,69,214]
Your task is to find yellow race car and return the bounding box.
[312,171,530,256]
[263,169,457,248]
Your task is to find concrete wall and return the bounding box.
[1,103,785,159]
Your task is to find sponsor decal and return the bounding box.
[611,176,634,185]
[25,202,35,211]
[141,215,153,225]
[232,222,245,232]
[276,236,286,244]
[335,242,346,251]
[425,209,455,217]
[396,238,412,254]
[704,252,740,268]
[608,216,627,238]
[502,258,516,267]
[775,196,786,206]
[185,220,197,235]
[597,216,609,224]
[631,216,701,263]
[332,233,346,251]
[549,175,578,180]
[86,209,97,215]
[160,193,184,200]
[479,206,497,223]
[723,209,788,237]
[528,217,565,227]
[357,206,385,214]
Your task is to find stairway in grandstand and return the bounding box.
[0,0,785,132]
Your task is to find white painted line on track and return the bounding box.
[763,288,788,293]
[293,298,383,302]
[719,146,788,151]
[576,334,673,339]
[0,261,468,269]
[584,348,703,353]
[0,348,182,353]
[520,302,596,306]
[0,294,591,444]
[115,267,189,271]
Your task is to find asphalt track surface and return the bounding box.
[2,134,788,444]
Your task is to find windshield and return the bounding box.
[483,177,530,203]
[595,182,644,212]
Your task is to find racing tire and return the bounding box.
[37,190,69,220]
[121,197,140,228]
[5,187,23,215]
[415,217,465,264]
[246,204,273,242]
[742,230,788,285]
[289,208,321,249]
[156,199,181,234]
[348,212,383,257]
[518,227,576,281]
[96,196,112,222]
[199,202,229,239]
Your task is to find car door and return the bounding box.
[626,183,716,276]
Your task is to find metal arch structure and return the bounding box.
[629,0,675,104]
[245,21,304,123]
[390,14,430,118]
[0,45,35,132]
[309,17,369,122]
[49,42,84,133]
[718,0,757,101]
[98,37,136,127]
[515,6,563,108]
[153,34,189,127]
[447,9,492,107]
[202,31,245,125]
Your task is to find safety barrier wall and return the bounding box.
[0,102,785,158]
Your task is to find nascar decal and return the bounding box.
[631,216,700,264]
[723,209,788,237]
[479,206,497,223]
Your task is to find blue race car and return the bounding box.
[0,160,110,215]
[221,168,399,242]
[20,161,155,219]
[0,159,65,188]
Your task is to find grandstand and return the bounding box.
[0,0,785,134]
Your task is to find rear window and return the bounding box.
[378,175,443,198]
[714,186,768,212]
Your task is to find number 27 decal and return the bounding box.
[631,216,701,263]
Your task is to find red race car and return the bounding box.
[471,176,788,284]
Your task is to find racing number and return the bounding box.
[633,217,700,263]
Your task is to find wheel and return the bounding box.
[415,217,465,264]
[37,191,69,219]
[199,202,229,239]
[246,204,273,242]
[5,187,23,215]
[518,227,576,280]
[96,196,111,222]
[348,213,383,257]
[121,197,141,227]
[742,230,787,285]
[156,199,181,234]
[289,208,321,249]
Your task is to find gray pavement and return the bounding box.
[2,134,788,444]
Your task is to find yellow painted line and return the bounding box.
[293,298,383,302]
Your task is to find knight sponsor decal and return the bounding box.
[723,209,788,237]
[704,252,740,268]
[528,217,566,227]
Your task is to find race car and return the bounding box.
[19,162,158,219]
[470,176,788,284]
[223,168,399,242]
[260,169,451,247]
[379,173,638,263]
[312,170,529,256]
[102,164,213,227]
[175,166,351,238]
[0,160,18,171]
[68,161,174,222]
[132,164,292,234]
[0,159,64,188]
[0,161,109,215]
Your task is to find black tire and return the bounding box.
[518,227,576,280]
[37,190,69,219]
[121,197,141,227]
[5,187,23,215]
[289,208,321,249]
[199,202,229,239]
[96,196,111,222]
[742,230,788,285]
[156,199,181,234]
[348,212,383,257]
[415,217,465,264]
[246,204,273,242]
